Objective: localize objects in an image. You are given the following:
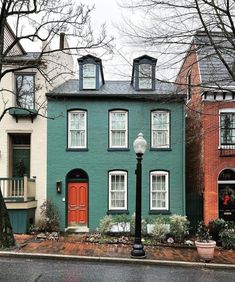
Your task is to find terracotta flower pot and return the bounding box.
[195,240,216,261]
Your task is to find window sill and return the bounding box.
[149,210,171,215]
[9,108,37,123]
[107,210,129,215]
[107,148,130,152]
[150,148,172,151]
[66,148,89,152]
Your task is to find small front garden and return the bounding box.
[84,214,235,250]
[29,201,235,251]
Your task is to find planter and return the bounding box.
[195,240,216,261]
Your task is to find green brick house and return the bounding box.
[46,54,186,232]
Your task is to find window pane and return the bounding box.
[83,78,96,89]
[83,64,96,77]
[70,113,85,130]
[16,75,34,109]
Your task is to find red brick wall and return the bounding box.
[177,43,204,197]
[203,101,235,223]
[177,42,235,224]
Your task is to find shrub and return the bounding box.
[219,228,235,250]
[98,215,114,235]
[169,214,189,243]
[30,200,60,233]
[151,217,169,242]
[196,221,211,242]
[208,218,227,244]
[113,214,130,233]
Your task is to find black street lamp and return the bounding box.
[131,132,147,258]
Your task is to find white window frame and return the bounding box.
[68,110,87,149]
[150,171,169,211]
[83,63,96,89]
[109,110,128,148]
[139,63,152,90]
[109,171,127,210]
[219,109,235,149]
[151,110,170,148]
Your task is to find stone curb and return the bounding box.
[0,251,234,270]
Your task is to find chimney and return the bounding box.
[59,33,65,50]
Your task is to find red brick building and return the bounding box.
[177,32,235,225]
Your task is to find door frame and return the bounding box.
[65,168,89,229]
[218,168,235,221]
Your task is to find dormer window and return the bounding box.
[139,64,152,89]
[131,55,157,91]
[78,54,105,91]
[83,64,96,89]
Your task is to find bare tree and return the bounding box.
[119,0,235,85]
[0,0,113,248]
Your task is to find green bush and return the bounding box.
[220,228,235,250]
[30,200,60,233]
[196,221,211,242]
[208,219,227,244]
[169,214,189,243]
[151,217,169,242]
[98,215,114,235]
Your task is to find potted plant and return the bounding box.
[195,221,216,262]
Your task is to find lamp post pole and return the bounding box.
[131,133,147,258]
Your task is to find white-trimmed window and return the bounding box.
[139,64,152,89]
[220,110,235,147]
[151,110,170,148]
[109,110,128,148]
[83,63,96,89]
[109,171,127,210]
[68,110,87,148]
[150,171,169,210]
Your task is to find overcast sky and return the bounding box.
[19,0,178,81]
[78,0,179,81]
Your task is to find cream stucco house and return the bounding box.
[0,23,73,232]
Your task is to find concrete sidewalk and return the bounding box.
[0,234,234,268]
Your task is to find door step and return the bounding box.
[65,226,89,233]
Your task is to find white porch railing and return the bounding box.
[0,176,35,201]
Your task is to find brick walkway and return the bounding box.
[13,234,235,264]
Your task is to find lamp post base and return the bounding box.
[131,243,146,258]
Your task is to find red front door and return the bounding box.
[68,182,88,226]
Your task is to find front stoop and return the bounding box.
[65,226,89,233]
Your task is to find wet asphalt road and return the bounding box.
[0,257,234,282]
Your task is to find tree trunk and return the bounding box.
[0,189,15,248]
